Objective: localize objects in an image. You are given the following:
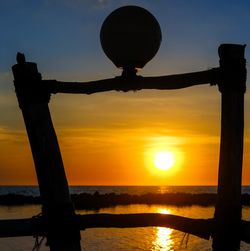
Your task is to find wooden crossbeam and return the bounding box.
[0,214,250,244]
[44,68,219,95]
[0,214,213,240]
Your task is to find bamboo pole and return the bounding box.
[213,44,246,251]
[44,68,219,95]
[12,53,81,251]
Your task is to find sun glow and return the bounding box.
[144,140,184,178]
[154,151,174,171]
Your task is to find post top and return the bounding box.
[12,53,51,108]
[218,44,246,60]
[218,44,246,93]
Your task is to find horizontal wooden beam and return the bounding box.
[0,213,212,239]
[241,220,250,244]
[78,213,213,240]
[2,214,250,243]
[45,68,219,95]
[0,218,36,238]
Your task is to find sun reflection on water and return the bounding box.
[152,208,174,250]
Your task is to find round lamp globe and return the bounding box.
[100,6,162,70]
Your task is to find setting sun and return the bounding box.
[144,140,184,179]
[154,151,174,171]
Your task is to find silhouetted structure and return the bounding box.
[12,53,81,251]
[3,5,248,251]
[213,44,246,251]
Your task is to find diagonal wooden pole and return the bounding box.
[213,44,246,251]
[12,53,81,251]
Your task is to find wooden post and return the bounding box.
[213,44,246,250]
[12,53,81,251]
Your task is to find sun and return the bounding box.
[154,151,174,171]
[144,144,183,178]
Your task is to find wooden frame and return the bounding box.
[4,43,247,251]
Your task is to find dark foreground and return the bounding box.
[0,192,250,209]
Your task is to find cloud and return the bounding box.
[0,127,26,144]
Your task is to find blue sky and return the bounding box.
[0,1,250,185]
[1,0,250,76]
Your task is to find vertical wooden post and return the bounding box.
[213,44,246,251]
[12,53,81,251]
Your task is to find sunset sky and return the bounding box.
[0,0,250,185]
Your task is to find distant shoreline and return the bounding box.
[1,192,250,209]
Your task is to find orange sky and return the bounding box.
[1,85,249,185]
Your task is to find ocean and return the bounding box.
[0,186,250,251]
[1,185,250,197]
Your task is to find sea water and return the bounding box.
[1,185,250,196]
[0,186,250,251]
